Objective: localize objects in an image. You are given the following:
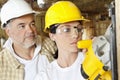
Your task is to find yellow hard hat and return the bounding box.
[44,1,89,32]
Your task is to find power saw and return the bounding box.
[77,35,112,80]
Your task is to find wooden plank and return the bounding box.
[115,0,120,79]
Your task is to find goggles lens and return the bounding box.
[56,25,83,35]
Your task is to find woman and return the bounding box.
[46,21,85,80]
[35,1,88,80]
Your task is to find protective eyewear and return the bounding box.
[56,25,83,35]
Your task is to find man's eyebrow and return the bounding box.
[31,20,35,23]
[17,20,35,25]
[17,23,25,26]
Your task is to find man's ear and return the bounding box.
[5,28,10,36]
[49,33,55,41]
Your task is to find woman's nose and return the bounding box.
[71,29,79,38]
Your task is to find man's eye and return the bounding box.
[63,28,71,33]
[31,22,36,27]
[18,25,25,30]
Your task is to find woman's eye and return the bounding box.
[77,28,83,33]
[63,28,71,33]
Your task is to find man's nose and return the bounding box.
[26,26,33,32]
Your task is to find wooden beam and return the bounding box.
[115,0,120,79]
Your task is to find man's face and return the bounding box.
[5,14,37,48]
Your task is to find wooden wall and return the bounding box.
[82,13,110,39]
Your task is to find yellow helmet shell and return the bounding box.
[45,1,89,32]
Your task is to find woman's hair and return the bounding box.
[49,24,59,59]
[49,24,60,34]
[53,49,58,59]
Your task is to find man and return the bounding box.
[0,0,56,80]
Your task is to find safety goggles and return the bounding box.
[56,24,83,35]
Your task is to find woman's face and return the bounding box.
[49,21,83,53]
